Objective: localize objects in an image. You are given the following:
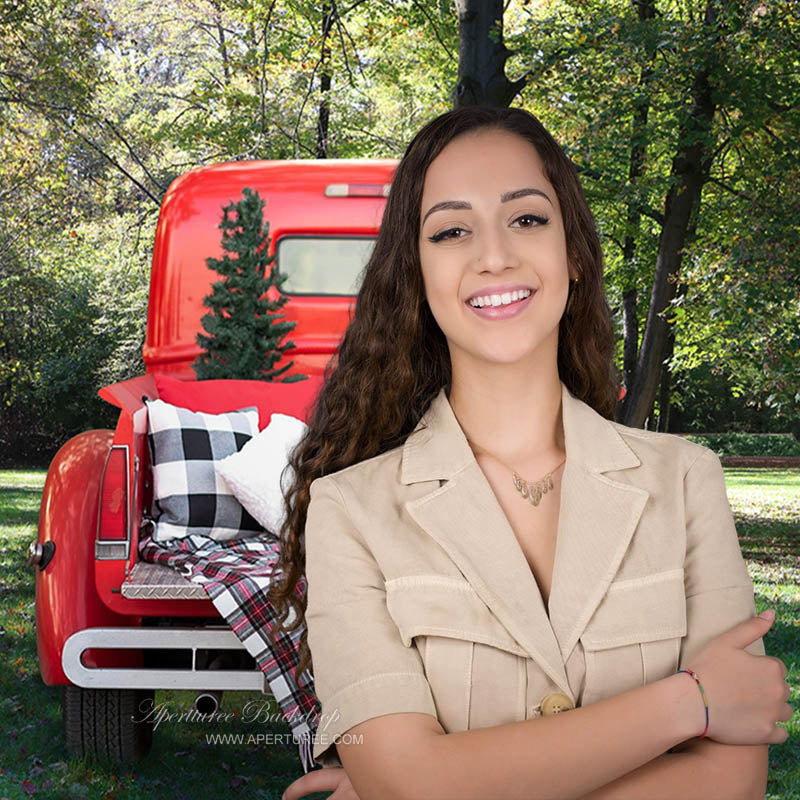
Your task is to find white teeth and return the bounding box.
[469,288,532,308]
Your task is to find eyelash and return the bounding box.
[426,213,550,243]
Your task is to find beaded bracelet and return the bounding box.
[676,667,709,739]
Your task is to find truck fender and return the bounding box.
[35,429,142,685]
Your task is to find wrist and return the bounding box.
[660,670,708,743]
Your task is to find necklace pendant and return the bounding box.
[511,464,563,508]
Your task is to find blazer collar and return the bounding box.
[400,380,649,701]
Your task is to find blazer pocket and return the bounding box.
[386,576,527,733]
[580,568,687,705]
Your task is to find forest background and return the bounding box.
[1,0,799,467]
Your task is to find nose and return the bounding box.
[475,223,520,273]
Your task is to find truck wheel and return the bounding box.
[62,686,155,762]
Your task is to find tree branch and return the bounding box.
[63,121,161,205]
[706,176,754,202]
[103,118,167,194]
[410,0,456,62]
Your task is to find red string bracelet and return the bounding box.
[676,667,709,739]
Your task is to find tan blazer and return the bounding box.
[304,380,765,768]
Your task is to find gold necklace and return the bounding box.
[467,439,566,507]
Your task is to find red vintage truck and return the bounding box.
[27,158,398,761]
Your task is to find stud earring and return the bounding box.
[566,275,579,313]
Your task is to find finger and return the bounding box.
[282,768,344,800]
[723,610,775,648]
[773,724,789,744]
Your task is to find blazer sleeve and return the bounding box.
[304,475,438,768]
[678,447,765,672]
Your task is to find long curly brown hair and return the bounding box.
[265,105,620,683]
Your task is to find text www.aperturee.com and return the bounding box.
[205,732,363,746]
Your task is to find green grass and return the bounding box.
[1,468,798,798]
[0,470,322,800]
[723,469,800,800]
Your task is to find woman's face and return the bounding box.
[418,128,576,371]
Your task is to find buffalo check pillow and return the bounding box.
[145,398,265,542]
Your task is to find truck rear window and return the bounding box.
[276,236,377,296]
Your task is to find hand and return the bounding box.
[282,766,361,800]
[683,609,793,745]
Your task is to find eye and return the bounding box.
[427,227,466,243]
[513,213,549,228]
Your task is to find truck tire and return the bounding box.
[62,685,155,762]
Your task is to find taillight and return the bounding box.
[97,445,129,540]
[324,183,391,198]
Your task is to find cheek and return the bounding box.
[420,260,457,316]
[426,293,458,335]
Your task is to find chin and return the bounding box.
[477,346,539,366]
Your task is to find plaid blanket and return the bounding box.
[138,532,321,773]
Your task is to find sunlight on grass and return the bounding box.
[0,471,47,490]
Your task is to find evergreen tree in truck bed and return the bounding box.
[194,187,305,382]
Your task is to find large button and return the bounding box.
[540,692,575,715]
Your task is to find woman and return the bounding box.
[269,106,792,800]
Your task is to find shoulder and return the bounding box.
[608,420,719,477]
[309,442,408,507]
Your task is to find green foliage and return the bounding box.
[507,0,800,422]
[0,214,153,467]
[1,0,798,456]
[668,360,797,436]
[194,187,305,383]
[683,433,800,458]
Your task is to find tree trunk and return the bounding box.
[622,1,721,428]
[316,2,334,158]
[211,0,230,87]
[452,0,526,108]
[617,0,656,424]
[658,323,674,431]
[660,211,694,433]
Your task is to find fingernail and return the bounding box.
[759,609,775,620]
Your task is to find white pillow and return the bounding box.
[214,413,307,536]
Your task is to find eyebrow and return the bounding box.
[421,187,553,226]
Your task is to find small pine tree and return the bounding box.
[194,187,306,382]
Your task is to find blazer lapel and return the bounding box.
[400,380,649,699]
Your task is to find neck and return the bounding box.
[447,369,566,472]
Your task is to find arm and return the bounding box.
[305,477,709,800]
[304,476,438,772]
[574,448,770,800]
[575,741,768,800]
[339,674,706,800]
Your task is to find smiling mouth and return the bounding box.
[466,289,534,309]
